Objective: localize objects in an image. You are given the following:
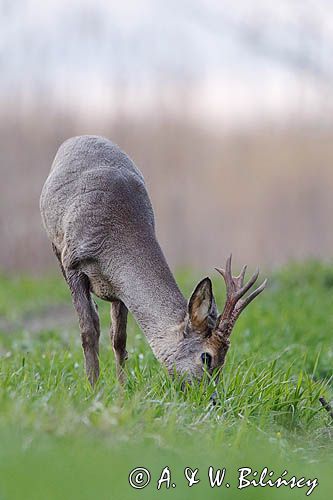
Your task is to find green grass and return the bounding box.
[0,261,332,499]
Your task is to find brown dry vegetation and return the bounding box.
[1,102,333,273]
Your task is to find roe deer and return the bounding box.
[40,135,266,386]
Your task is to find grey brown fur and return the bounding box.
[40,135,266,385]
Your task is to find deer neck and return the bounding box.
[110,238,188,361]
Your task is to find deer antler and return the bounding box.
[214,254,267,343]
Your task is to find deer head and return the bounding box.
[167,255,267,380]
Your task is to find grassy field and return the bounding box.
[0,262,332,499]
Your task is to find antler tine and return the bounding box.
[213,256,267,345]
[215,267,225,278]
[237,278,267,312]
[235,268,259,301]
[225,253,232,277]
[235,264,247,287]
[215,254,233,289]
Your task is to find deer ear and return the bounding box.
[188,277,216,331]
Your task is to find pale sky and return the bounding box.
[1,0,332,125]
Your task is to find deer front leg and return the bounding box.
[110,300,128,383]
[67,270,100,386]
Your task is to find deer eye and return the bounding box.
[201,352,212,369]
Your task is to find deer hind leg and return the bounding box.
[66,270,100,386]
[110,300,128,383]
[52,244,100,386]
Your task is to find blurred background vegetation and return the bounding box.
[1,0,333,273]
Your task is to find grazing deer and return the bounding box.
[40,135,266,386]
